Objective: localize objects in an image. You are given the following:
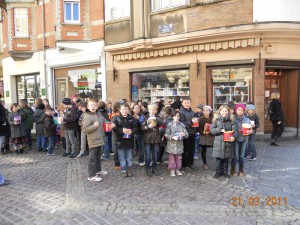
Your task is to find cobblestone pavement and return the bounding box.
[0,138,299,225]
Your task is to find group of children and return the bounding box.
[1,95,259,182]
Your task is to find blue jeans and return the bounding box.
[145,143,158,170]
[104,132,112,159]
[25,129,32,147]
[47,136,56,154]
[118,148,133,172]
[0,136,5,151]
[135,135,145,163]
[37,134,47,151]
[234,141,247,166]
[247,134,256,158]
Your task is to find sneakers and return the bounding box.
[77,154,83,158]
[88,176,102,182]
[62,152,70,157]
[193,155,199,160]
[69,153,76,158]
[139,162,145,167]
[223,173,230,178]
[170,170,176,177]
[47,153,55,156]
[115,166,121,171]
[213,173,221,178]
[96,170,108,176]
[203,164,209,170]
[248,157,257,161]
[176,170,183,176]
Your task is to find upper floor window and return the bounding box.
[64,0,80,23]
[105,0,130,22]
[151,0,188,11]
[14,8,28,37]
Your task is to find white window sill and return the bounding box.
[62,22,83,26]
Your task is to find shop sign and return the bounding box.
[68,69,96,90]
[41,88,46,96]
[5,91,9,97]
[158,24,174,34]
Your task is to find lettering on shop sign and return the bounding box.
[158,24,174,34]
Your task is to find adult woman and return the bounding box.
[269,92,284,146]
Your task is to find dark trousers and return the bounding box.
[157,145,165,163]
[271,122,284,139]
[25,129,32,147]
[61,137,66,151]
[88,146,102,178]
[216,158,229,175]
[182,134,195,167]
[201,145,207,164]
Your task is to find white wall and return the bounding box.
[253,0,300,22]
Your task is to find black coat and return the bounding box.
[141,115,163,144]
[44,115,57,137]
[270,99,284,122]
[179,106,198,134]
[33,109,46,135]
[62,106,78,130]
[0,104,9,137]
[113,114,137,149]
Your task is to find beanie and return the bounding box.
[246,104,256,111]
[203,105,212,112]
[196,104,204,109]
[234,103,246,112]
[62,97,72,105]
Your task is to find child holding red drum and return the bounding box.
[233,103,252,177]
[210,105,238,178]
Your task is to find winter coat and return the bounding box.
[113,114,138,149]
[0,104,10,137]
[171,100,182,110]
[8,111,26,138]
[160,115,173,147]
[210,114,238,159]
[33,109,46,135]
[165,121,188,154]
[58,109,65,137]
[78,112,86,127]
[141,115,163,144]
[20,107,34,130]
[44,115,57,137]
[82,111,106,148]
[246,113,260,134]
[179,106,198,134]
[133,113,144,136]
[198,116,214,146]
[234,115,251,142]
[62,106,78,130]
[270,99,284,123]
[98,108,110,121]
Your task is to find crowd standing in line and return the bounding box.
[0,92,285,183]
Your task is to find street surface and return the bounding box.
[0,138,299,225]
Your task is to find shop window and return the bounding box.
[209,67,253,111]
[68,69,101,101]
[16,75,40,107]
[105,0,130,22]
[64,0,80,23]
[131,69,189,105]
[151,0,188,11]
[14,8,28,37]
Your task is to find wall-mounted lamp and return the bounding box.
[113,68,117,82]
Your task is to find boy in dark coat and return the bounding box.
[44,106,57,156]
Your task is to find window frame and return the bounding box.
[14,8,29,37]
[104,0,130,22]
[151,0,189,12]
[64,0,80,24]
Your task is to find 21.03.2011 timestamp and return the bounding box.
[232,196,287,207]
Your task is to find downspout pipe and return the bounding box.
[42,0,48,100]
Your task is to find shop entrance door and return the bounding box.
[264,69,299,133]
[56,78,67,105]
[16,74,40,107]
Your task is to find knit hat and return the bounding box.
[235,103,246,112]
[246,104,256,111]
[62,97,72,105]
[203,105,212,112]
[196,104,204,109]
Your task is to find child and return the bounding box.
[198,105,214,170]
[57,103,66,153]
[113,103,137,177]
[77,102,88,158]
[44,106,57,156]
[33,103,47,152]
[245,104,260,161]
[110,102,121,170]
[8,103,27,154]
[105,99,113,155]
[60,98,78,158]
[210,105,238,178]
[141,104,163,177]
[195,104,204,118]
[98,101,110,160]
[233,104,252,177]
[132,104,145,166]
[82,99,112,182]
[165,111,188,177]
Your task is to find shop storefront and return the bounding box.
[16,74,40,107]
[131,69,189,104]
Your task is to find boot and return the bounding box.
[231,165,237,176]
[239,165,244,177]
[223,161,230,178]
[170,170,176,177]
[146,168,153,177]
[152,167,159,176]
[273,136,279,146]
[127,167,133,177]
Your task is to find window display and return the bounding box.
[210,67,252,111]
[16,75,40,107]
[132,69,189,104]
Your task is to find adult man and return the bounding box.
[0,101,9,154]
[179,97,198,170]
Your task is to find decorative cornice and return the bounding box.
[113,38,260,61]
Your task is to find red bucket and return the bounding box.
[223,131,233,141]
[242,123,252,136]
[192,120,199,127]
[103,122,112,132]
